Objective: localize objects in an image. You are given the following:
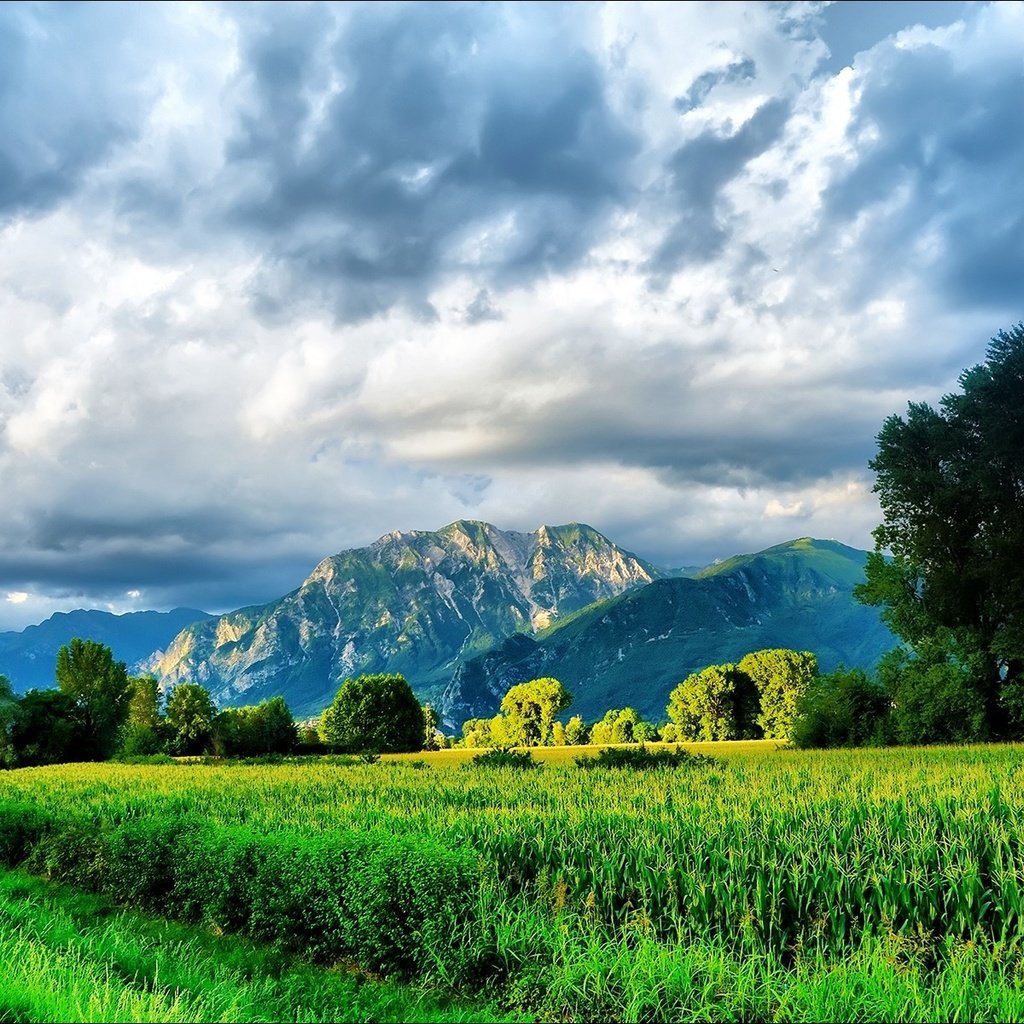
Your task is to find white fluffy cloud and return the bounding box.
[0,0,1017,626]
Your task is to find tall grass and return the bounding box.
[4,743,1024,1018]
[0,870,510,1023]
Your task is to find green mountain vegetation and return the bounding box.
[0,608,212,693]
[441,538,895,726]
[149,521,665,717]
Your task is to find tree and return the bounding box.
[498,677,573,747]
[9,689,88,766]
[564,714,588,745]
[876,642,987,744]
[55,638,131,760]
[119,675,166,756]
[667,664,761,741]
[215,696,296,756]
[590,707,648,745]
[855,325,1024,737]
[318,674,424,753]
[738,649,818,740]
[461,717,494,748]
[790,668,891,749]
[0,676,19,768]
[422,703,442,750]
[165,682,217,755]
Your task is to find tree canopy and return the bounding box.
[498,677,573,746]
[667,664,760,741]
[855,324,1024,737]
[55,638,130,760]
[319,673,425,753]
[738,649,818,740]
[165,682,217,756]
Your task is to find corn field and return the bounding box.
[3,742,1024,964]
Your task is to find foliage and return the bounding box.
[497,677,573,747]
[422,703,442,750]
[8,690,88,767]
[164,683,217,756]
[790,668,891,748]
[856,324,1024,736]
[0,869,499,1024]
[738,649,818,740]
[877,642,988,744]
[0,801,484,986]
[214,697,296,757]
[125,675,162,729]
[563,714,588,745]
[667,664,761,740]
[575,745,722,770]
[0,676,17,769]
[117,722,166,757]
[468,748,539,770]
[588,707,655,745]
[55,638,131,760]
[319,674,425,753]
[461,717,495,748]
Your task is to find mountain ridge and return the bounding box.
[0,607,213,693]
[439,537,895,726]
[147,520,666,716]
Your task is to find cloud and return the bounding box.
[211,2,639,321]
[0,0,1020,627]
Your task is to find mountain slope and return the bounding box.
[440,538,896,727]
[149,521,665,716]
[0,608,213,693]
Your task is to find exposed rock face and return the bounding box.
[439,538,896,727]
[149,521,664,716]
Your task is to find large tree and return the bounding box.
[165,682,217,755]
[855,324,1024,736]
[318,673,425,753]
[738,649,818,740]
[667,664,761,741]
[55,638,131,760]
[498,677,573,746]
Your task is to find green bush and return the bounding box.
[576,745,722,771]
[0,801,487,983]
[790,668,891,748]
[468,748,539,770]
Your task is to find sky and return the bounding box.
[0,0,1020,629]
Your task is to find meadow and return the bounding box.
[3,742,1024,1020]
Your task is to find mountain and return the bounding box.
[148,521,666,717]
[439,538,897,727]
[0,608,213,693]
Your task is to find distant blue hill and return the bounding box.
[0,608,213,692]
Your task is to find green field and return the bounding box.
[3,743,1024,1020]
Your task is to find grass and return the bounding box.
[6,742,1024,1019]
[0,869,513,1023]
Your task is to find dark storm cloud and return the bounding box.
[652,97,791,272]
[0,4,153,221]
[218,2,638,320]
[820,30,1024,318]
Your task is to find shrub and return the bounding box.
[468,748,540,770]
[575,745,722,771]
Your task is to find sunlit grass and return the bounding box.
[385,738,780,765]
[7,743,1024,1018]
[0,870,513,1023]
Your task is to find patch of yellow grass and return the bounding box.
[383,738,781,766]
